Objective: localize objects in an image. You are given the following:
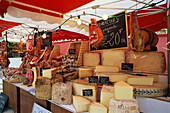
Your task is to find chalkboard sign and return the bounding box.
[99,76,109,84]
[136,74,147,76]
[89,76,98,83]
[83,89,93,96]
[34,32,52,49]
[20,52,25,57]
[0,93,8,113]
[69,49,76,54]
[90,11,128,51]
[121,63,133,71]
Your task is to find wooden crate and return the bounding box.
[66,41,89,67]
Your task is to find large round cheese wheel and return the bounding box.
[133,83,168,97]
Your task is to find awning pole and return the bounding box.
[167,0,170,96]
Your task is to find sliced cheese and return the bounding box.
[100,85,114,109]
[114,81,133,100]
[95,66,119,73]
[73,95,91,112]
[32,67,37,88]
[109,97,139,113]
[83,52,100,66]
[72,79,98,102]
[79,68,93,78]
[42,68,57,79]
[127,76,153,86]
[95,73,132,82]
[102,50,125,68]
[89,102,107,113]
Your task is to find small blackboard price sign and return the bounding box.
[90,11,128,51]
[99,76,109,84]
[89,76,98,83]
[136,74,147,76]
[34,32,52,49]
[121,63,133,71]
[20,52,25,57]
[40,68,50,76]
[83,89,93,96]
[69,49,76,54]
[0,93,8,113]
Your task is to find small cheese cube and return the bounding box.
[42,68,57,79]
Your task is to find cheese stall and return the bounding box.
[0,0,170,113]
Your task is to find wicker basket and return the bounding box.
[66,41,89,67]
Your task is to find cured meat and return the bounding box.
[18,38,24,52]
[0,52,10,68]
[43,46,52,61]
[0,40,7,52]
[130,11,144,51]
[89,18,104,49]
[30,50,45,66]
[34,38,43,56]
[27,39,34,55]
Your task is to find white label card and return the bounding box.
[32,103,51,113]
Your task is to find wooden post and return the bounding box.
[167,0,170,96]
[5,31,9,66]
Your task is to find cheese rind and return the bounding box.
[89,102,107,113]
[79,68,93,78]
[109,98,139,113]
[42,68,57,79]
[102,50,125,68]
[127,77,153,86]
[95,66,119,73]
[100,85,114,109]
[114,81,133,100]
[73,95,91,112]
[95,73,132,82]
[83,52,100,66]
[72,79,98,102]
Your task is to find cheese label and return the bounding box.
[99,76,109,84]
[69,49,76,54]
[83,89,93,96]
[89,76,98,83]
[136,74,147,76]
[121,63,133,71]
[40,68,50,76]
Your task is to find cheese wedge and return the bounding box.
[73,95,91,112]
[79,68,93,78]
[109,97,139,113]
[89,102,107,113]
[72,79,98,102]
[42,68,57,79]
[95,73,132,82]
[95,66,119,73]
[83,52,100,66]
[100,85,114,109]
[147,75,158,82]
[102,50,125,68]
[127,76,153,86]
[114,81,133,100]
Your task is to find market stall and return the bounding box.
[0,0,170,113]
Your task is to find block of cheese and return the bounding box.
[102,50,125,68]
[126,51,166,73]
[114,81,133,100]
[89,102,107,113]
[35,77,51,100]
[95,66,119,73]
[52,83,72,105]
[32,67,38,88]
[79,68,93,78]
[95,73,132,82]
[147,75,158,82]
[133,82,168,97]
[100,85,114,109]
[109,98,139,113]
[127,76,153,86]
[72,79,98,101]
[42,68,57,79]
[83,52,100,66]
[73,95,91,112]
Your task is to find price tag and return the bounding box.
[136,74,147,76]
[32,103,51,113]
[20,52,25,57]
[89,76,98,83]
[0,93,8,113]
[69,49,76,54]
[121,63,133,71]
[82,89,93,96]
[99,76,109,84]
[40,68,50,76]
